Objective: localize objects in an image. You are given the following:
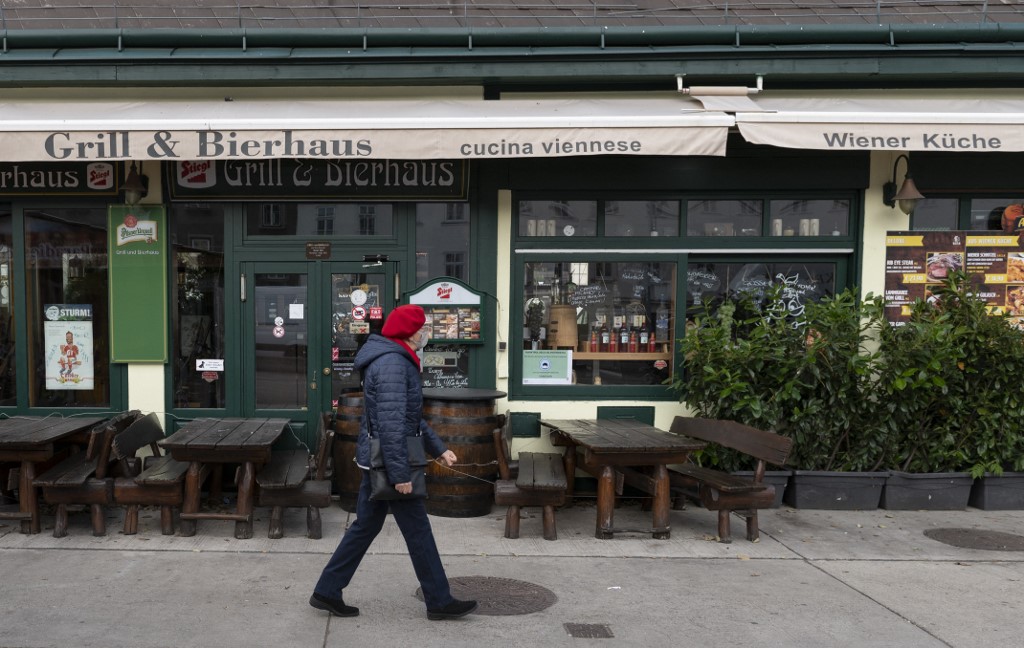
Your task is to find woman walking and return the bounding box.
[310,304,477,621]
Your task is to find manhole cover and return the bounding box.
[924,527,1024,551]
[564,623,614,638]
[415,576,557,616]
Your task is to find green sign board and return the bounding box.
[108,205,168,362]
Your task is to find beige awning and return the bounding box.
[0,97,732,162]
[736,96,1024,152]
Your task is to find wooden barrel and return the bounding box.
[422,392,501,517]
[548,304,578,349]
[333,392,364,512]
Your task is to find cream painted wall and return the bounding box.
[127,364,164,420]
[863,151,911,299]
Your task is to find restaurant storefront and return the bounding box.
[1,9,1023,443]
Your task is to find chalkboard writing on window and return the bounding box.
[567,284,609,308]
[686,262,833,322]
[421,344,470,389]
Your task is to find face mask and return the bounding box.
[418,330,430,349]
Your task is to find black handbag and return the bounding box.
[368,434,429,501]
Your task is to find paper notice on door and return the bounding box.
[289,303,304,320]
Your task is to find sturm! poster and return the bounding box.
[43,304,94,390]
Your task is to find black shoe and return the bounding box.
[309,593,359,617]
[427,598,478,620]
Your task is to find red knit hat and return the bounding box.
[382,304,426,339]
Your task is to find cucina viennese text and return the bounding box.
[822,132,1002,150]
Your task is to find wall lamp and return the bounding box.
[882,154,925,215]
[120,162,149,206]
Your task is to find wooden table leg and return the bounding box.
[651,464,671,539]
[234,461,255,539]
[595,464,615,539]
[20,460,38,534]
[180,461,202,537]
[562,446,576,505]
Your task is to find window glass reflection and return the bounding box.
[605,201,680,237]
[686,200,763,237]
[911,198,959,231]
[171,204,226,409]
[416,203,470,283]
[769,199,849,237]
[0,206,13,406]
[518,201,597,237]
[25,208,110,407]
[245,203,394,237]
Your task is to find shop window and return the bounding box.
[171,204,226,409]
[0,206,13,406]
[25,208,110,407]
[685,261,836,323]
[769,199,850,237]
[686,199,762,237]
[416,203,471,284]
[513,193,854,399]
[605,201,680,237]
[245,203,394,237]
[969,198,1015,231]
[911,196,1024,232]
[519,200,597,237]
[521,260,676,388]
[910,198,958,230]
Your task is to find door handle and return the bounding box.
[322,367,331,376]
[310,382,318,390]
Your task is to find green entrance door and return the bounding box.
[241,261,394,446]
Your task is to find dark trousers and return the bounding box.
[314,470,454,609]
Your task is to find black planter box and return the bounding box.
[968,472,1024,510]
[785,471,886,510]
[733,470,791,508]
[881,471,973,510]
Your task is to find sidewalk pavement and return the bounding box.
[1,498,1022,648]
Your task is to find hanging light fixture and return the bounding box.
[120,162,149,206]
[882,154,925,216]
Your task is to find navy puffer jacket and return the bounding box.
[354,334,447,486]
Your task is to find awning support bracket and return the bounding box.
[676,74,763,96]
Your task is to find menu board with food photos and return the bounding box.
[407,277,484,344]
[884,230,1024,326]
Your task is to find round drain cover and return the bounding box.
[416,576,557,615]
[924,527,1024,551]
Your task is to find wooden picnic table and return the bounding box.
[159,417,287,539]
[541,418,704,539]
[0,416,107,533]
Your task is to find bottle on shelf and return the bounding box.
[618,322,629,352]
[608,323,619,353]
[600,321,610,352]
[639,326,650,351]
[589,326,598,352]
[628,328,638,353]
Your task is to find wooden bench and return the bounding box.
[33,411,142,537]
[111,412,190,536]
[667,417,793,543]
[492,414,567,541]
[256,412,334,539]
